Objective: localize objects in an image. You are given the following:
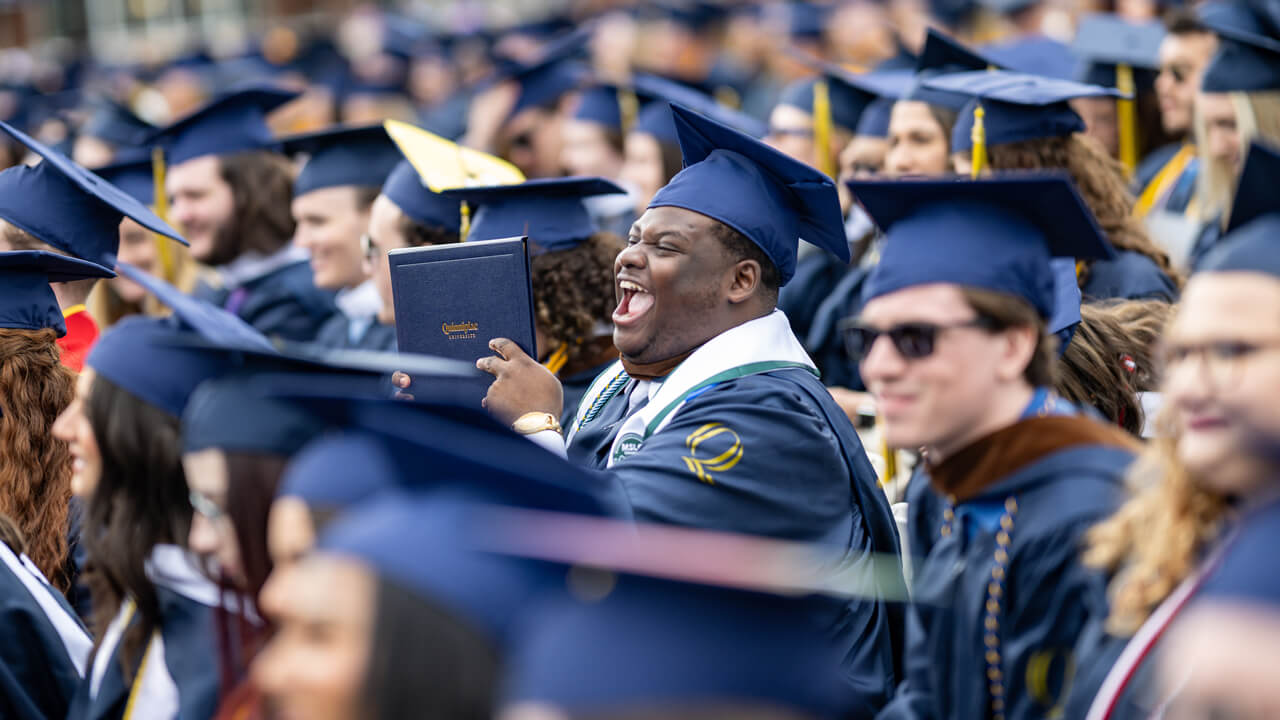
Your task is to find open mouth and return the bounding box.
[613,279,654,327]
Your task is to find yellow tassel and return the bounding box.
[877,416,897,489]
[617,86,640,137]
[459,201,470,241]
[812,78,836,179]
[543,343,569,375]
[150,147,175,278]
[1115,63,1139,179]
[970,103,987,179]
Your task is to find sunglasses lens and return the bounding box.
[843,326,878,361]
[891,325,937,359]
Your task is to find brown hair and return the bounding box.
[1056,300,1174,435]
[531,233,625,369]
[1084,406,1230,635]
[0,328,74,591]
[959,287,1056,388]
[0,512,25,555]
[987,135,1182,290]
[205,151,297,266]
[397,212,461,249]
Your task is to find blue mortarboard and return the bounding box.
[983,35,1080,82]
[182,372,328,456]
[380,159,463,232]
[80,97,156,148]
[644,1,726,32]
[0,251,114,337]
[502,572,851,717]
[649,104,849,285]
[1071,15,1164,87]
[86,262,275,417]
[1199,142,1280,277]
[779,56,912,133]
[146,84,299,166]
[924,71,1124,151]
[319,491,555,647]
[629,74,766,145]
[282,124,403,197]
[1049,258,1083,351]
[1202,31,1280,92]
[854,173,1114,318]
[504,34,590,117]
[788,1,830,39]
[570,85,623,130]
[278,431,401,508]
[857,98,898,138]
[92,157,154,206]
[1199,1,1280,52]
[905,29,1001,111]
[441,177,626,254]
[0,120,185,267]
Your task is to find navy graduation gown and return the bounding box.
[0,550,89,720]
[878,420,1133,720]
[1083,250,1178,303]
[559,360,616,430]
[778,249,852,345]
[195,259,336,343]
[569,366,906,716]
[312,313,398,352]
[804,265,872,390]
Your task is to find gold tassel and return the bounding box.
[543,343,569,375]
[150,147,175,278]
[812,78,836,179]
[617,86,640,137]
[877,416,897,489]
[459,201,470,242]
[1115,63,1139,179]
[970,103,987,179]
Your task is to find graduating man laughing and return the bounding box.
[475,104,905,716]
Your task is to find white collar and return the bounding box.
[217,244,310,288]
[335,278,382,320]
[145,545,221,607]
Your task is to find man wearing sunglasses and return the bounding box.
[851,174,1141,720]
[470,106,907,715]
[1133,9,1218,219]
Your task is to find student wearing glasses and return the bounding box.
[850,174,1139,720]
[282,126,404,352]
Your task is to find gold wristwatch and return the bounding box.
[512,411,562,435]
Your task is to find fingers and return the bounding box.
[488,337,527,362]
[476,354,504,377]
[391,371,411,389]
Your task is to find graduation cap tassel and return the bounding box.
[812,79,836,179]
[970,103,987,179]
[459,201,471,242]
[617,87,640,137]
[151,146,176,279]
[1115,63,1139,179]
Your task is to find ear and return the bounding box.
[994,325,1039,383]
[725,259,761,305]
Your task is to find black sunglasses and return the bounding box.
[841,316,997,361]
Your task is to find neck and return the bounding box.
[52,280,94,309]
[926,382,1035,463]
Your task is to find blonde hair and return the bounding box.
[1194,90,1280,224]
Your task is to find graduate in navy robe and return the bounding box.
[843,174,1138,720]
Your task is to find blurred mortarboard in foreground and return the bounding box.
[380,160,464,232]
[183,371,328,456]
[923,71,1123,156]
[441,177,626,254]
[1049,258,1083,351]
[649,105,849,285]
[80,96,156,148]
[0,251,114,337]
[282,124,403,197]
[1199,142,1280,277]
[905,28,1001,111]
[629,75,766,144]
[854,173,1115,318]
[1198,1,1280,52]
[146,84,299,166]
[0,120,185,267]
[278,431,401,508]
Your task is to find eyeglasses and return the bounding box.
[189,489,227,522]
[1158,63,1189,84]
[841,316,997,362]
[767,126,815,139]
[1161,339,1280,388]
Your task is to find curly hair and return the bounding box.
[532,232,624,369]
[82,374,190,683]
[1083,404,1230,636]
[204,151,297,266]
[987,135,1182,290]
[0,328,74,591]
[1056,300,1174,436]
[398,212,461,248]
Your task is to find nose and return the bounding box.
[859,332,907,386]
[614,241,647,275]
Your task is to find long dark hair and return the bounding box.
[83,374,191,682]
[205,151,296,266]
[362,578,500,720]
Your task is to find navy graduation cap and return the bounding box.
[503,33,589,117]
[983,35,1080,82]
[923,71,1124,152]
[0,251,114,337]
[571,85,625,130]
[1199,142,1280,277]
[779,53,911,133]
[441,176,626,254]
[648,104,849,285]
[182,373,327,457]
[905,28,1001,111]
[1202,30,1280,93]
[1072,14,1164,86]
[0,121,185,267]
[282,124,403,197]
[80,96,156,148]
[853,173,1114,318]
[629,74,766,145]
[380,159,463,232]
[92,157,154,206]
[278,432,401,510]
[147,84,299,166]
